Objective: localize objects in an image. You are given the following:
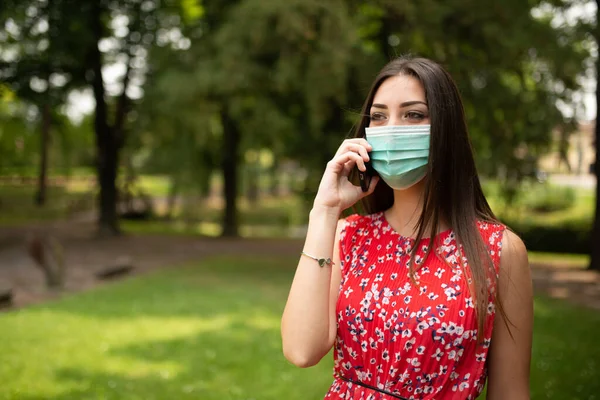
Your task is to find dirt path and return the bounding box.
[0,221,304,309]
[0,221,598,311]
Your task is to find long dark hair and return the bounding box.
[351,55,508,339]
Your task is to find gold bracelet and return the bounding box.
[301,251,334,267]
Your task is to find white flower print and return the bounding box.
[343,287,354,298]
[325,215,505,400]
[453,336,464,347]
[356,370,370,381]
[438,321,455,336]
[416,321,430,335]
[360,278,369,290]
[465,297,474,308]
[378,308,388,320]
[361,341,368,352]
[441,283,460,301]
[411,309,428,320]
[450,269,463,282]
[400,282,412,295]
[404,337,416,351]
[432,348,444,361]
[382,287,393,303]
[382,349,390,361]
[369,337,378,350]
[346,346,358,360]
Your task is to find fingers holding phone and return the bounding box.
[313,139,378,213]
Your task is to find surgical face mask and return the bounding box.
[365,124,430,190]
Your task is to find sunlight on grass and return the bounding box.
[137,175,171,197]
[0,255,598,399]
[528,251,589,268]
[0,257,334,400]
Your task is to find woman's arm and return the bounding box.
[280,138,376,368]
[486,230,533,400]
[280,208,344,368]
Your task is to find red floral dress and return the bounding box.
[324,212,505,400]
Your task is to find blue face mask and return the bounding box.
[365,124,430,190]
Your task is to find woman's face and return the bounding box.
[368,74,430,127]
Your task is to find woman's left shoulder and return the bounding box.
[498,229,529,271]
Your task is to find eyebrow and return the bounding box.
[371,101,428,109]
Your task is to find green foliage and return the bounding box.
[0,183,94,226]
[522,184,577,213]
[1,0,596,237]
[503,213,592,254]
[0,256,598,399]
[484,181,593,254]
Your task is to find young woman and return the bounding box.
[281,56,533,400]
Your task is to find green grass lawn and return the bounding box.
[0,256,599,399]
[528,251,589,268]
[0,184,94,226]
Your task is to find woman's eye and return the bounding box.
[405,111,425,120]
[370,112,387,121]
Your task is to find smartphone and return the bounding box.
[358,160,374,192]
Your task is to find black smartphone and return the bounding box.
[358,160,374,192]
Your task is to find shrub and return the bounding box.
[522,185,576,213]
[501,215,592,254]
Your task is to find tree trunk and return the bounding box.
[590,3,600,271]
[89,2,120,236]
[35,103,51,206]
[220,107,240,237]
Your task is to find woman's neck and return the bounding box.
[384,179,449,238]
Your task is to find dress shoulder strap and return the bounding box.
[476,220,507,274]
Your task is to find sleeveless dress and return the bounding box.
[324,212,505,400]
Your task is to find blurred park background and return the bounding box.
[0,0,599,399]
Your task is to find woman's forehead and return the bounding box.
[372,75,426,106]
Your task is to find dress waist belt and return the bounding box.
[337,374,410,400]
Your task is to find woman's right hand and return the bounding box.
[312,138,380,214]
